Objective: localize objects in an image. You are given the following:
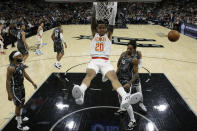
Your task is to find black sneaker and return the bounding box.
[23,64,29,69]
[54,64,61,69]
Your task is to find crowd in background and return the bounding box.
[0,0,197,49]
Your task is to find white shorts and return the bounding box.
[87,58,114,82]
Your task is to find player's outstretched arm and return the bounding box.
[91,5,97,37]
[24,70,37,89]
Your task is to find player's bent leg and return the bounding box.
[82,68,96,88]
[72,69,96,105]
[23,53,29,62]
[105,70,121,90]
[106,71,142,108]
[15,104,30,131]
[135,83,147,112]
[105,71,129,108]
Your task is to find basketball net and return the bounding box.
[94,2,117,25]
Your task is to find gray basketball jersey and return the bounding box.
[10,63,25,86]
[17,30,24,47]
[54,27,62,44]
[117,51,139,81]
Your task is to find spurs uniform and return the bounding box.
[17,30,28,55]
[117,51,141,89]
[0,28,4,52]
[88,33,114,81]
[9,63,25,106]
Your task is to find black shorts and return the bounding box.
[11,85,25,106]
[54,42,64,54]
[17,45,28,55]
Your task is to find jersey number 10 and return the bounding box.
[95,43,104,52]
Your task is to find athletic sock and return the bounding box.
[80,83,87,92]
[16,116,22,127]
[126,105,135,122]
[117,87,127,98]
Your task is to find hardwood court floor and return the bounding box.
[0,25,197,128]
[2,73,197,131]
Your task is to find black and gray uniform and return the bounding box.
[117,51,140,88]
[17,30,28,55]
[53,27,64,53]
[10,63,25,106]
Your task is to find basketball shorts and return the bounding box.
[11,85,25,106]
[54,42,64,54]
[17,45,28,55]
[87,59,114,82]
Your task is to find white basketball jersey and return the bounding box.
[90,33,111,58]
[38,26,43,37]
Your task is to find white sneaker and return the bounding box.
[129,92,142,105]
[72,85,85,105]
[127,120,136,130]
[139,102,147,112]
[16,117,29,122]
[17,125,30,131]
[22,117,29,122]
[121,92,142,109]
[54,63,61,69]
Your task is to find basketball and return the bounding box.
[168,30,180,42]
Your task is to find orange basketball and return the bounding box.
[168,30,180,42]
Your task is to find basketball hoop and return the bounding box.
[94,2,117,25]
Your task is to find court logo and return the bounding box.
[74,35,164,48]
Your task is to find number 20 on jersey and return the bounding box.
[95,43,104,52]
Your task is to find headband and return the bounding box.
[13,51,21,58]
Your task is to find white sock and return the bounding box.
[126,105,135,122]
[80,83,87,92]
[117,87,127,98]
[136,83,143,102]
[56,61,59,65]
[16,116,22,126]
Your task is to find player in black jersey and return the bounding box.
[116,40,147,130]
[6,51,37,131]
[51,23,67,69]
[17,24,29,68]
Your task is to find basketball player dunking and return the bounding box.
[35,22,44,55]
[72,7,142,111]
